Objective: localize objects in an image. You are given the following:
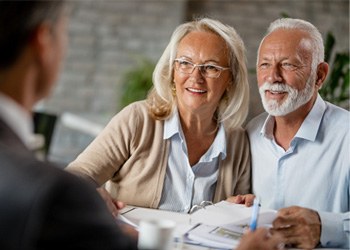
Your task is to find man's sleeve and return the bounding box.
[32,169,138,250]
[319,211,350,248]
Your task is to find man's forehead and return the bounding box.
[259,29,313,59]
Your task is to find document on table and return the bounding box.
[190,200,277,227]
[119,201,277,249]
[184,223,244,249]
[185,201,277,249]
[119,206,193,238]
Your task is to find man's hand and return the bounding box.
[96,187,125,218]
[226,194,255,207]
[272,206,321,249]
[236,228,285,250]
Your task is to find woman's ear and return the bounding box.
[315,62,329,89]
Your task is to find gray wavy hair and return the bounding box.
[257,18,324,72]
[146,17,249,129]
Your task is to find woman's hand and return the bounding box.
[96,187,125,218]
[226,194,255,207]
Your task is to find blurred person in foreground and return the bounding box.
[66,17,251,214]
[0,1,137,249]
[0,2,286,249]
[228,18,349,249]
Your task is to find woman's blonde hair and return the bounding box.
[147,17,249,129]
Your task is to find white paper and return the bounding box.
[120,206,193,238]
[120,201,277,249]
[185,223,243,249]
[190,201,277,227]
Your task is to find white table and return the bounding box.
[120,206,346,250]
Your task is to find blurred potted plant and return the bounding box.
[319,32,349,109]
[120,58,155,108]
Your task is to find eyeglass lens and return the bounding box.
[174,60,227,78]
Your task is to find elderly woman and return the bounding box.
[66,17,250,213]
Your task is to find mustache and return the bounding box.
[259,82,294,92]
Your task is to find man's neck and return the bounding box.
[273,95,317,150]
[0,55,38,113]
[274,116,304,150]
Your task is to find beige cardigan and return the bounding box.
[66,101,251,208]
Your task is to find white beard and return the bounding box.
[259,74,316,116]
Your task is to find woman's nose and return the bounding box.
[190,66,205,82]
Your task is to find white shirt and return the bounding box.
[246,94,350,248]
[0,93,35,149]
[158,110,226,213]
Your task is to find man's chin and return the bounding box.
[262,100,292,116]
[266,110,290,117]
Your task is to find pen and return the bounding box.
[249,198,260,231]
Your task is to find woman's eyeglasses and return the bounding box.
[174,58,230,79]
[189,200,214,214]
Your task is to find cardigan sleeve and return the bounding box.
[65,102,141,186]
[233,129,251,195]
[213,127,251,202]
[66,101,169,208]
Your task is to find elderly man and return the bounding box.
[242,18,349,249]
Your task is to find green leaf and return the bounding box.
[324,32,335,63]
[120,58,155,109]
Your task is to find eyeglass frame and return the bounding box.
[189,200,214,214]
[174,58,230,79]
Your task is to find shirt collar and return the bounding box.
[295,94,326,141]
[0,93,35,149]
[260,115,275,140]
[164,109,180,140]
[164,109,226,160]
[203,124,226,161]
[260,94,326,142]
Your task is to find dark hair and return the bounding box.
[0,1,66,68]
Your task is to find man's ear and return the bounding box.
[315,62,329,89]
[29,22,54,66]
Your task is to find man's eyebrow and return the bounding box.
[258,56,272,61]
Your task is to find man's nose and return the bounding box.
[267,65,283,83]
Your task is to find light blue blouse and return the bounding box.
[158,110,226,213]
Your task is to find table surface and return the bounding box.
[172,242,346,250]
[122,206,346,250]
[172,238,346,250]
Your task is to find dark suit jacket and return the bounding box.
[0,119,137,250]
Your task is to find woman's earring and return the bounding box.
[224,90,229,104]
[171,83,176,97]
[223,86,231,104]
